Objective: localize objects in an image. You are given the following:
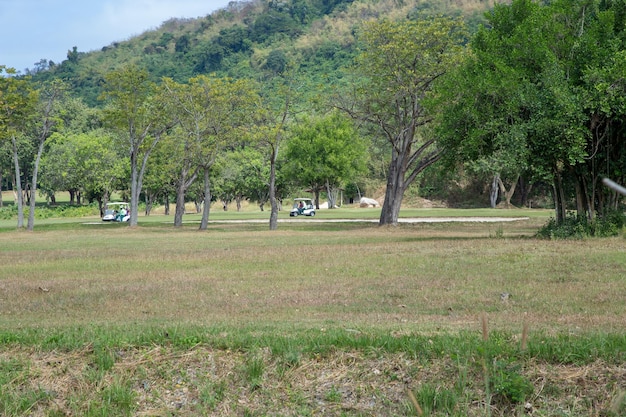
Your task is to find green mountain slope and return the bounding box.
[30,0,496,106]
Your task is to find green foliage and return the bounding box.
[243,353,265,391]
[0,202,99,220]
[537,211,626,239]
[0,206,17,220]
[324,385,342,403]
[413,383,460,415]
[197,380,227,411]
[10,0,624,226]
[489,360,534,406]
[93,345,116,372]
[95,378,136,416]
[0,358,54,416]
[435,0,626,222]
[348,16,468,223]
[284,112,367,195]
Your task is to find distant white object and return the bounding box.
[359,197,380,208]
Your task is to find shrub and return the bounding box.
[537,211,626,239]
[0,204,100,221]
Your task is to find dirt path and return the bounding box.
[213,217,530,223]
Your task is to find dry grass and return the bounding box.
[1,344,624,416]
[0,219,624,334]
[1,220,625,415]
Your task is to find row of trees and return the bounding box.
[1,63,369,230]
[3,0,625,231]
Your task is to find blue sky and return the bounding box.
[0,0,232,73]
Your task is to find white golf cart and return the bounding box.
[102,202,130,222]
[289,198,316,217]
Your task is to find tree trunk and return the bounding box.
[27,136,47,231]
[0,171,3,208]
[553,171,567,224]
[199,166,212,230]
[326,181,338,209]
[314,188,321,210]
[379,151,405,226]
[174,184,186,227]
[11,136,25,229]
[269,146,279,231]
[164,194,170,215]
[144,192,153,216]
[490,174,499,208]
[174,163,197,227]
[129,151,140,227]
[496,174,519,208]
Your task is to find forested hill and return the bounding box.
[28,0,495,106]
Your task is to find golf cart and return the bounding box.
[290,198,316,217]
[102,202,130,222]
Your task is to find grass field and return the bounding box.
[0,210,625,416]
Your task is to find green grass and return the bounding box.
[0,214,624,415]
[0,198,553,230]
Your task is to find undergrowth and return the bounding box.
[0,203,100,220]
[537,210,626,239]
[1,325,625,416]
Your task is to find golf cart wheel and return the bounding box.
[309,211,315,217]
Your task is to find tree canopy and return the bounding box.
[341,17,467,225]
[433,0,626,222]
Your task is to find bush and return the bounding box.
[0,203,100,221]
[0,206,18,220]
[537,211,626,239]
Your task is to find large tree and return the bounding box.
[340,18,467,225]
[100,64,173,227]
[0,68,64,230]
[162,75,260,229]
[0,66,36,228]
[40,130,124,212]
[284,112,368,208]
[26,81,65,231]
[256,74,300,230]
[433,0,624,223]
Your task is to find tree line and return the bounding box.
[0,63,368,230]
[2,0,625,231]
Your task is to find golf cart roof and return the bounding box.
[293,198,312,201]
[106,202,129,206]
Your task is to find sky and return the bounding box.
[0,0,233,73]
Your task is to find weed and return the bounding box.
[100,378,136,416]
[490,360,533,405]
[244,353,265,390]
[197,380,227,411]
[0,386,53,416]
[413,383,460,415]
[324,385,342,403]
[490,225,504,238]
[94,345,116,371]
